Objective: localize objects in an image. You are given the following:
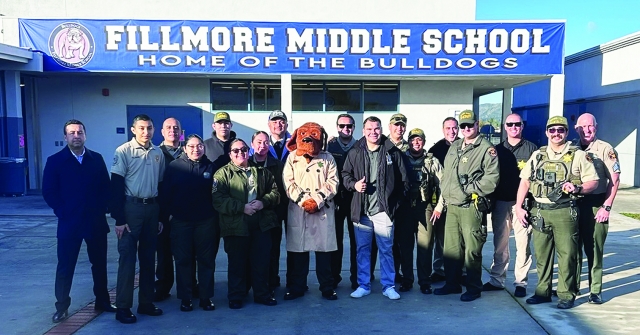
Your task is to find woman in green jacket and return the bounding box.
[212,139,280,309]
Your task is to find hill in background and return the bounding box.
[479,102,502,129]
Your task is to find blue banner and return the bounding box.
[19,19,564,75]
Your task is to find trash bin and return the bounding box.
[0,157,27,196]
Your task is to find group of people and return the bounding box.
[42,107,619,324]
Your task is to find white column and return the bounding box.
[549,74,565,117]
[280,74,292,126]
[501,88,512,141]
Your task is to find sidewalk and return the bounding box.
[1,191,639,335]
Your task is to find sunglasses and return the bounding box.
[391,117,407,123]
[230,147,249,154]
[338,124,354,129]
[547,127,566,134]
[460,123,475,130]
[506,122,522,127]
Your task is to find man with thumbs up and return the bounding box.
[342,116,409,300]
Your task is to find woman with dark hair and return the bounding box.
[250,131,287,292]
[212,139,280,309]
[162,134,219,312]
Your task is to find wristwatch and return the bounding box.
[602,205,612,212]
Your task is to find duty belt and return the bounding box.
[531,200,573,210]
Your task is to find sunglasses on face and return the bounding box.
[506,122,522,127]
[547,127,566,134]
[460,123,474,130]
[230,147,249,154]
[338,124,354,129]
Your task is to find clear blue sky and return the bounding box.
[477,0,640,103]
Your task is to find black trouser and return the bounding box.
[416,203,436,288]
[155,219,174,294]
[288,251,334,294]
[330,206,348,287]
[432,210,446,276]
[269,218,284,288]
[394,204,413,284]
[223,215,272,301]
[55,234,110,312]
[116,202,158,308]
[171,216,220,300]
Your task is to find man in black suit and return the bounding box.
[43,119,115,323]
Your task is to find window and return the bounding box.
[364,83,399,111]
[211,80,398,112]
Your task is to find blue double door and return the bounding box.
[126,106,204,146]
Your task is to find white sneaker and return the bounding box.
[350,287,371,298]
[383,287,401,300]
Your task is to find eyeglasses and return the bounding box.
[506,122,522,127]
[186,144,204,150]
[338,124,354,129]
[547,127,566,134]
[230,147,249,154]
[460,123,474,130]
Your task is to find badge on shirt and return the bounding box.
[487,148,497,158]
[562,152,574,163]
[461,157,469,163]
[318,162,324,168]
[204,172,211,179]
[517,160,526,170]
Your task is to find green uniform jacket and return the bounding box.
[441,136,500,206]
[211,162,280,237]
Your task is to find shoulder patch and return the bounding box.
[113,156,119,166]
[212,178,218,193]
[608,149,618,162]
[585,153,593,163]
[488,147,497,158]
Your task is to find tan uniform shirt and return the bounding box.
[111,138,165,198]
[580,138,621,195]
[519,142,598,204]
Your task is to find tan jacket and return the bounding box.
[283,151,339,252]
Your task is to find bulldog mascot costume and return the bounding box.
[283,122,339,301]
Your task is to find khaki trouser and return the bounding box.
[489,200,532,288]
[532,206,579,301]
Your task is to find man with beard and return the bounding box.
[204,112,236,167]
[574,113,620,304]
[327,114,376,289]
[427,117,459,283]
[43,119,115,323]
[483,114,537,298]
[342,116,409,300]
[516,116,598,309]
[396,128,445,294]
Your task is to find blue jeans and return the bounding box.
[354,212,395,291]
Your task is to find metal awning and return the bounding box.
[0,43,43,72]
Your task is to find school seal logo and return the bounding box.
[48,22,95,69]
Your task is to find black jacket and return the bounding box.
[494,139,538,202]
[427,138,452,166]
[327,137,356,210]
[161,154,218,222]
[203,130,237,168]
[42,146,110,239]
[341,135,409,223]
[250,155,287,221]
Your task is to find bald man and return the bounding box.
[483,114,537,298]
[155,117,183,301]
[574,113,621,304]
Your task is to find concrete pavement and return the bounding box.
[1,187,639,335]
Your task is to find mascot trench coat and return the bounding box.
[283,150,339,252]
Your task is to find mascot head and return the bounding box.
[286,122,327,163]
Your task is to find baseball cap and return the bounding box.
[214,112,231,123]
[546,116,568,128]
[390,113,407,125]
[458,110,477,124]
[268,110,287,122]
[408,128,425,140]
